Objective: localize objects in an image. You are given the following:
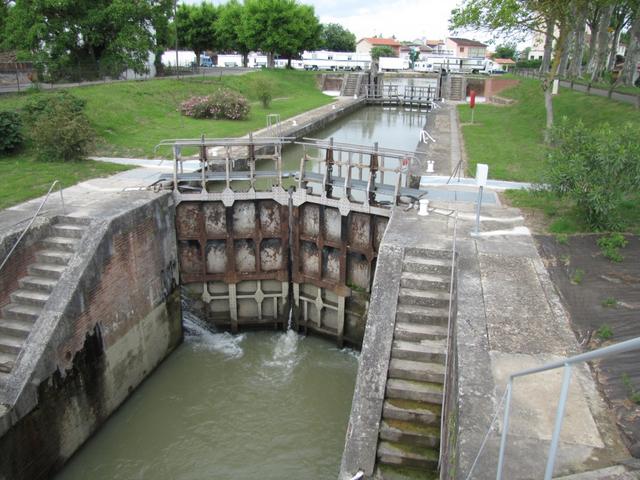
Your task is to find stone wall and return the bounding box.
[0,194,181,480]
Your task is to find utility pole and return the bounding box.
[174,0,180,79]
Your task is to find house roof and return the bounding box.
[447,37,487,47]
[425,39,445,46]
[494,58,516,64]
[358,38,401,47]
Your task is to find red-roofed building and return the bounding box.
[356,38,402,56]
[494,58,516,72]
[445,37,487,58]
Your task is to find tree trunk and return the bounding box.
[287,57,292,68]
[540,15,556,74]
[242,52,249,68]
[267,52,274,68]
[586,8,601,73]
[620,6,640,86]
[569,6,587,78]
[607,22,624,72]
[195,51,201,68]
[543,22,568,143]
[589,4,615,82]
[558,31,573,77]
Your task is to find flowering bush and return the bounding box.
[179,89,250,120]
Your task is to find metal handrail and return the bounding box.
[0,180,65,274]
[464,336,640,480]
[438,209,459,471]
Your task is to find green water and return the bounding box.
[55,315,358,480]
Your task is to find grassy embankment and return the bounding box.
[457,76,640,234]
[0,69,333,209]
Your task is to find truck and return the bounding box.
[378,57,408,71]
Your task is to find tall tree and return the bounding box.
[319,23,356,51]
[370,45,397,59]
[568,3,588,78]
[451,0,574,140]
[216,0,251,66]
[0,2,8,48]
[619,0,640,85]
[494,43,517,59]
[4,0,172,79]
[175,3,219,66]
[588,2,615,81]
[242,0,320,68]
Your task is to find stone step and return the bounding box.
[380,419,440,448]
[19,276,58,293]
[400,272,451,291]
[35,249,72,266]
[386,378,443,404]
[2,304,41,322]
[377,441,438,470]
[376,464,437,480]
[28,263,66,279]
[0,333,24,355]
[403,256,451,275]
[0,317,33,339]
[383,398,441,426]
[404,247,452,260]
[395,304,449,326]
[42,236,79,253]
[55,216,91,226]
[394,323,448,342]
[0,351,17,374]
[389,358,445,383]
[52,224,85,239]
[392,339,445,363]
[398,288,450,309]
[10,289,50,308]
[554,466,640,480]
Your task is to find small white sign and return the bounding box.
[476,163,488,187]
[552,78,559,95]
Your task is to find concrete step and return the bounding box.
[19,276,57,293]
[2,304,42,322]
[389,358,445,383]
[42,236,79,252]
[0,317,33,339]
[386,378,443,404]
[394,323,448,342]
[36,249,72,265]
[28,263,66,279]
[0,333,24,355]
[55,216,91,226]
[395,304,448,326]
[404,247,452,260]
[403,256,451,275]
[376,464,438,480]
[398,288,450,309]
[10,289,49,308]
[392,339,445,363]
[383,398,441,426]
[380,419,440,448]
[0,351,17,374]
[554,466,640,480]
[377,441,438,470]
[400,272,450,291]
[52,224,85,239]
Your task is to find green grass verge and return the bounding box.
[563,77,640,96]
[0,69,332,209]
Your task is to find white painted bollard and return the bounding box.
[353,94,358,99]
[552,79,559,95]
[426,160,435,173]
[418,199,429,216]
[291,120,297,126]
[474,163,489,234]
[332,104,336,110]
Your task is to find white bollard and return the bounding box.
[418,199,429,216]
[427,160,435,173]
[332,104,336,110]
[291,120,297,126]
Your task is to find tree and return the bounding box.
[408,48,421,69]
[216,0,251,66]
[451,0,574,140]
[494,43,517,59]
[370,45,397,59]
[175,3,219,67]
[242,0,320,68]
[319,23,356,51]
[0,2,8,48]
[618,0,640,86]
[4,0,173,80]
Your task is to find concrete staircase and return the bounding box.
[341,73,363,97]
[448,75,466,101]
[376,247,454,480]
[0,217,89,387]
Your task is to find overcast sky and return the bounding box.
[182,0,496,43]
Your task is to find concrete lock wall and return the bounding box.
[177,199,388,347]
[0,195,182,480]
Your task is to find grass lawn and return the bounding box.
[0,69,333,208]
[458,76,640,233]
[564,77,640,96]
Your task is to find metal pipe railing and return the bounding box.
[0,180,65,274]
[438,210,459,471]
[465,336,640,480]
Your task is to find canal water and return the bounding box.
[56,105,430,480]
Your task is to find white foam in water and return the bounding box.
[260,330,302,382]
[183,311,245,359]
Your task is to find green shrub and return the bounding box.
[254,78,274,108]
[597,233,628,262]
[546,119,640,231]
[22,91,86,125]
[0,111,23,154]
[179,88,250,120]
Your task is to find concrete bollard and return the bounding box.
[418,198,429,216]
[427,160,435,173]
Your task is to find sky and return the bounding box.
[182,0,496,44]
